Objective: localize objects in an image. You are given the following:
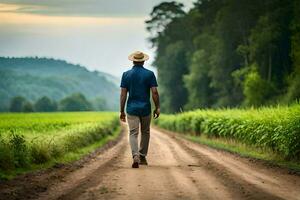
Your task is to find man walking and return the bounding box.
[120,51,160,168]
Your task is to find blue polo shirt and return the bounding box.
[120,65,158,116]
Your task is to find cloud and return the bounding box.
[0,3,46,14]
[0,0,195,17]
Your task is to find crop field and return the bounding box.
[0,112,119,176]
[154,104,300,161]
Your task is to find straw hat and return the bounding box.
[128,51,149,62]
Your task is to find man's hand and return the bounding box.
[153,108,160,119]
[151,87,160,119]
[120,87,127,122]
[120,112,126,122]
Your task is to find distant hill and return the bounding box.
[0,57,119,111]
[96,71,120,86]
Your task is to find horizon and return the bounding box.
[0,0,195,77]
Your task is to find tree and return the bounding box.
[207,0,263,107]
[59,93,92,111]
[9,96,26,112]
[184,49,215,109]
[286,0,300,102]
[146,1,185,45]
[157,41,188,113]
[242,64,276,106]
[22,102,34,112]
[34,96,57,112]
[146,2,188,113]
[91,97,107,111]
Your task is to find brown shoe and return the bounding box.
[140,156,148,165]
[132,155,140,168]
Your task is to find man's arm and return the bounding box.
[120,88,128,122]
[151,87,160,119]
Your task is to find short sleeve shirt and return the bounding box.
[120,65,158,116]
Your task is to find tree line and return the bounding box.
[9,93,107,112]
[146,0,300,113]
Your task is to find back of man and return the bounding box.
[121,65,157,116]
[120,51,160,168]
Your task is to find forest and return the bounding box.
[146,0,300,113]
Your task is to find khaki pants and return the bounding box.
[127,114,151,157]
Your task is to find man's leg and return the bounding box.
[127,114,140,157]
[139,114,151,157]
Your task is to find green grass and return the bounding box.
[0,112,120,179]
[0,112,117,138]
[154,104,300,163]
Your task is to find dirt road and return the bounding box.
[1,126,300,200]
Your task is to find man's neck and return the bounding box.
[133,64,144,67]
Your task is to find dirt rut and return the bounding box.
[1,126,300,200]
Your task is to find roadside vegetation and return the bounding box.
[154,103,300,169]
[0,112,120,179]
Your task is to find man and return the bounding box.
[120,51,160,168]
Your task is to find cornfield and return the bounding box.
[154,104,300,160]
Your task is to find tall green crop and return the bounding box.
[154,104,300,160]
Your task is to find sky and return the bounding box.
[0,0,195,77]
